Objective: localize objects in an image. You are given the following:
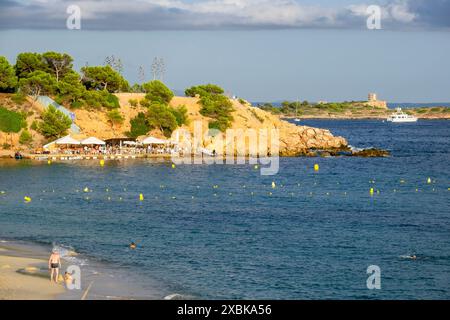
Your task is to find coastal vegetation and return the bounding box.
[0,106,27,145]
[37,105,72,139]
[0,57,18,93]
[185,84,234,132]
[257,100,450,119]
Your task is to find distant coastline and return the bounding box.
[255,99,450,120]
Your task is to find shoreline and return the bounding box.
[283,115,450,120]
[0,240,166,300]
[0,241,65,300]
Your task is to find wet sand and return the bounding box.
[0,244,65,300]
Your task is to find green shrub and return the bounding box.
[82,91,119,110]
[11,92,27,105]
[238,98,247,105]
[0,56,18,92]
[70,100,84,109]
[127,112,150,138]
[38,105,72,138]
[185,84,224,97]
[142,80,174,104]
[129,99,139,108]
[185,84,234,132]
[2,143,11,149]
[0,106,27,133]
[170,105,189,126]
[146,102,178,137]
[30,120,38,131]
[107,109,124,130]
[19,129,32,145]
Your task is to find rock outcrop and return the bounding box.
[72,94,349,157]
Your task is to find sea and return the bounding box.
[1,119,449,299]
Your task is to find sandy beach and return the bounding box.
[0,243,65,300]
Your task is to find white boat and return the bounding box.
[387,108,418,123]
[294,118,301,122]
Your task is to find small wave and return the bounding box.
[348,145,364,152]
[52,243,88,266]
[164,293,194,300]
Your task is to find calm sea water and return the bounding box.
[1,120,449,299]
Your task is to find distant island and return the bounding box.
[256,93,450,120]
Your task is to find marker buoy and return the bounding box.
[100,160,105,167]
[370,188,374,195]
[24,196,32,202]
[139,193,144,201]
[271,182,276,189]
[47,160,51,165]
[427,177,432,184]
[254,165,259,170]
[83,187,89,193]
[172,164,176,169]
[314,164,319,172]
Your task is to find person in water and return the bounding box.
[48,250,61,283]
[129,242,137,250]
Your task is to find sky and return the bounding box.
[0,0,449,102]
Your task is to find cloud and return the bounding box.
[0,0,448,30]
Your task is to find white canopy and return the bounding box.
[43,135,80,150]
[142,136,169,145]
[55,135,81,145]
[81,137,106,145]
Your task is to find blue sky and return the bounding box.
[0,1,449,102]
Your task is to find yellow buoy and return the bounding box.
[139,193,144,201]
[83,187,89,193]
[370,188,374,195]
[47,160,51,165]
[171,164,176,169]
[100,159,105,166]
[254,165,259,170]
[427,177,432,184]
[271,182,276,189]
[24,196,32,202]
[314,164,319,172]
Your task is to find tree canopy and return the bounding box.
[0,57,18,92]
[146,102,178,137]
[0,106,27,133]
[37,105,72,138]
[42,51,74,83]
[15,52,47,79]
[127,112,150,138]
[81,65,129,93]
[19,70,56,100]
[143,80,174,104]
[185,84,234,131]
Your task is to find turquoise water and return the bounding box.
[1,120,449,299]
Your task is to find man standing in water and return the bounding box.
[48,250,61,283]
